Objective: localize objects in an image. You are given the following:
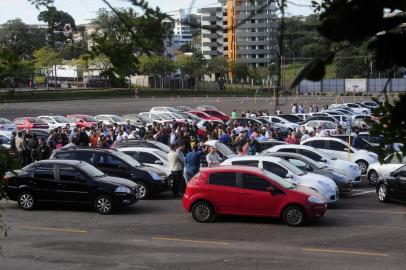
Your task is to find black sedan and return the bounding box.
[265,152,353,192]
[3,160,139,214]
[376,165,406,203]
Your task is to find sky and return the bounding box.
[0,0,314,24]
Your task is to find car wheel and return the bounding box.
[356,160,368,174]
[378,184,389,202]
[136,182,149,199]
[191,201,215,223]
[18,191,36,210]
[94,194,114,214]
[368,170,379,186]
[282,206,305,227]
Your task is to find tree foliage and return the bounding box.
[138,54,176,76]
[0,19,47,59]
[0,47,34,89]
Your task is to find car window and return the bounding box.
[241,173,270,191]
[74,151,95,164]
[34,164,54,179]
[263,161,288,178]
[277,148,297,153]
[0,135,10,144]
[95,153,126,169]
[298,149,324,162]
[208,172,236,187]
[231,160,259,167]
[138,152,159,164]
[58,165,86,182]
[328,141,346,151]
[54,152,73,160]
[287,158,308,171]
[397,166,406,177]
[308,140,326,149]
[272,118,281,123]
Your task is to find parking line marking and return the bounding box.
[152,236,230,245]
[347,191,376,197]
[340,209,406,215]
[302,248,387,257]
[17,225,88,234]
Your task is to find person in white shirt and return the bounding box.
[206,147,222,167]
[167,143,186,197]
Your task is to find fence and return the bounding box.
[298,78,406,94]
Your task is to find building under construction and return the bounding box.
[199,0,278,67]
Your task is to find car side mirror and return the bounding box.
[320,158,327,163]
[155,160,163,165]
[390,172,396,177]
[305,165,313,172]
[285,173,293,179]
[266,186,276,195]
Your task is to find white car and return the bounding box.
[0,118,17,132]
[0,130,12,149]
[264,144,362,183]
[258,116,299,131]
[95,114,127,125]
[37,115,72,130]
[221,155,339,203]
[150,107,192,124]
[367,152,406,186]
[301,120,337,134]
[118,147,171,176]
[301,137,378,174]
[343,103,371,114]
[150,107,179,114]
[197,120,223,130]
[204,140,235,159]
[293,113,312,121]
[330,115,349,128]
[361,101,379,109]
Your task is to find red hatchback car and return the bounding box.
[188,110,221,121]
[14,117,49,131]
[67,114,98,128]
[201,109,230,121]
[183,166,327,226]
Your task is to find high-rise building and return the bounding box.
[200,0,278,67]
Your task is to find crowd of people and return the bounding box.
[4,106,364,197]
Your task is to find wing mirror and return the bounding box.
[155,160,163,165]
[390,172,396,177]
[266,186,276,195]
[285,173,294,179]
[305,164,313,171]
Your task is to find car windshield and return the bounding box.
[53,116,70,123]
[111,115,125,122]
[78,162,105,177]
[185,113,201,121]
[83,116,98,122]
[171,112,185,119]
[28,118,46,124]
[313,147,337,160]
[157,113,173,120]
[279,115,302,122]
[0,118,13,124]
[115,151,142,167]
[384,153,406,164]
[322,122,336,129]
[278,159,305,176]
[262,170,295,189]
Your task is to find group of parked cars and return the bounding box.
[1,101,405,226]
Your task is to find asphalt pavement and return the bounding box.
[0,95,386,119]
[1,178,405,270]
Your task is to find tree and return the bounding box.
[38,6,76,48]
[176,54,206,90]
[231,61,249,83]
[0,47,34,89]
[33,47,62,89]
[334,43,371,78]
[0,19,47,60]
[207,56,228,90]
[138,54,175,77]
[90,7,171,83]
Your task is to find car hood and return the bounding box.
[294,172,337,190]
[370,163,404,176]
[204,140,235,157]
[292,184,322,198]
[98,176,136,188]
[138,165,167,177]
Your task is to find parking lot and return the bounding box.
[1,177,405,270]
[1,96,405,269]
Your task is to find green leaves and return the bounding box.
[290,52,334,89]
[369,95,406,163]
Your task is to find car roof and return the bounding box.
[35,159,83,165]
[226,155,282,163]
[118,147,159,152]
[59,146,117,153]
[302,137,345,143]
[200,165,264,174]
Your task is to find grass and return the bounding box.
[282,63,336,88]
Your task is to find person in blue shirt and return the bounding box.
[218,130,231,146]
[352,130,363,149]
[185,144,206,182]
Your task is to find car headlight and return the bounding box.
[148,171,162,181]
[350,165,360,171]
[308,196,325,204]
[115,186,131,194]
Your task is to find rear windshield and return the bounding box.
[0,118,13,124]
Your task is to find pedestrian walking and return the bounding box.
[168,143,186,197]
